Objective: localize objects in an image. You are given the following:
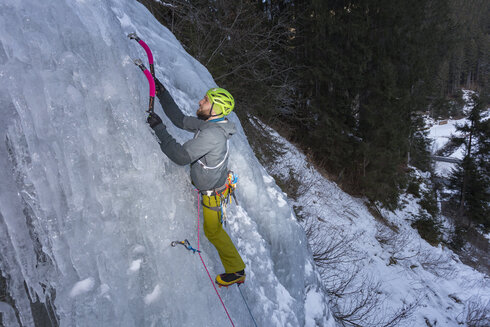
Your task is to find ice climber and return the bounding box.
[146,78,246,287]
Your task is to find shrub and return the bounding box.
[406,180,421,198]
[412,211,442,246]
[449,224,468,251]
[419,190,439,218]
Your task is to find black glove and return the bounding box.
[155,78,165,95]
[147,112,163,128]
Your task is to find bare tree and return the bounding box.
[332,273,420,327]
[376,226,420,265]
[302,215,420,326]
[457,296,490,327]
[138,0,299,121]
[417,249,457,278]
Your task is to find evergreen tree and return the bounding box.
[449,93,490,230]
[439,0,490,95]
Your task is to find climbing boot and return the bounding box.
[215,270,245,287]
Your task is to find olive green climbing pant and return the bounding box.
[202,189,245,274]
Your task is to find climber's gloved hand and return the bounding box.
[147,112,163,129]
[155,78,165,95]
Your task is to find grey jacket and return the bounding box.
[152,89,236,191]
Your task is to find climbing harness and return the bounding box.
[170,239,201,254]
[226,171,239,204]
[128,33,155,113]
[201,171,239,227]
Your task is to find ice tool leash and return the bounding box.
[128,33,155,113]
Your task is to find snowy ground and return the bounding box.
[427,89,490,178]
[428,115,466,178]
[253,117,490,326]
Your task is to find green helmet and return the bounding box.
[206,87,235,116]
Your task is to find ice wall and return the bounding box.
[0,1,335,326]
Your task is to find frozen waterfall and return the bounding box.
[0,0,334,326]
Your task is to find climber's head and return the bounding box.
[197,94,213,120]
[197,87,234,120]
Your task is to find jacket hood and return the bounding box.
[207,118,236,139]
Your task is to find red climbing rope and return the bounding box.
[195,190,235,327]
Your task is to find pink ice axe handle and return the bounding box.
[128,33,155,77]
[129,33,156,112]
[144,69,156,97]
[138,40,154,65]
[134,59,155,97]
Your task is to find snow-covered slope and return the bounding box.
[253,117,489,326]
[0,1,335,326]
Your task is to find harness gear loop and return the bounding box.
[201,171,239,226]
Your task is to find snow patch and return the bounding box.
[305,289,324,327]
[144,285,162,305]
[99,284,110,296]
[69,278,95,297]
[132,245,145,254]
[304,260,313,276]
[128,259,142,273]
